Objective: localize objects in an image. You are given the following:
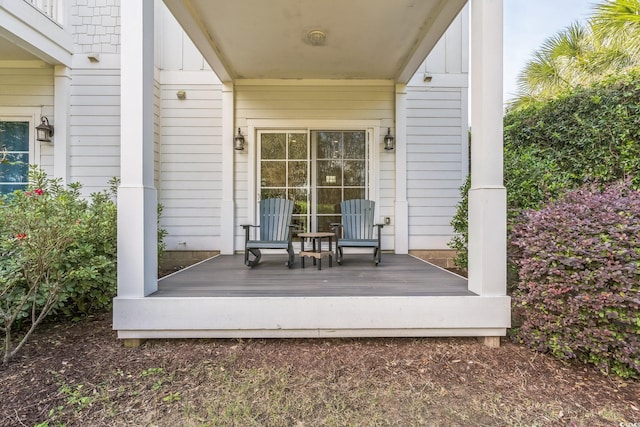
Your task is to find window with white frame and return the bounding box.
[0,121,30,195]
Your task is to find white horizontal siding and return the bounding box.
[69,67,121,195]
[406,86,467,250]
[159,81,224,251]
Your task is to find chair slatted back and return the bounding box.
[340,199,375,240]
[259,198,293,241]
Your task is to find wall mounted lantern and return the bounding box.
[36,116,54,142]
[383,128,395,151]
[234,128,245,151]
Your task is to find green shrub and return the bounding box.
[61,178,118,317]
[510,181,639,378]
[450,68,640,270]
[1,168,167,363]
[0,168,94,363]
[448,176,469,269]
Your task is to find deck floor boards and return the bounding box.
[154,254,472,297]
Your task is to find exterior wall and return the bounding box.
[157,75,224,251]
[68,60,121,194]
[2,0,469,254]
[405,5,469,250]
[52,0,122,195]
[156,4,223,251]
[0,65,55,175]
[234,82,395,251]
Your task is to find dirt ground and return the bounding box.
[1,313,638,427]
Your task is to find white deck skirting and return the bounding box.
[113,295,510,339]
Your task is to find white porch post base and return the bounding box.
[467,186,507,296]
[220,200,235,254]
[117,186,158,297]
[394,200,409,254]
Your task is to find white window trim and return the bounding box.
[0,108,42,182]
[247,119,382,227]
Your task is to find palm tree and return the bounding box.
[510,0,640,109]
[512,23,598,108]
[592,0,640,61]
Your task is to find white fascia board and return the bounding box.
[162,0,233,82]
[0,2,73,66]
[395,0,467,84]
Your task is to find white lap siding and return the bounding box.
[158,81,223,251]
[69,67,121,195]
[405,87,467,250]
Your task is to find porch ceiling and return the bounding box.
[162,0,466,83]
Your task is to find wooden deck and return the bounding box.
[154,254,473,297]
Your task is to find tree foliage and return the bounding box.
[512,0,640,108]
[450,68,640,270]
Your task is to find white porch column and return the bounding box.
[220,82,235,254]
[468,0,506,296]
[53,65,70,184]
[118,0,157,297]
[394,83,409,254]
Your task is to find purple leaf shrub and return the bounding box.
[510,180,640,378]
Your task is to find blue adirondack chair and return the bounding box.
[331,199,384,265]
[242,198,295,268]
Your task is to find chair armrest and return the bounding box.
[286,225,296,242]
[330,223,343,239]
[241,224,260,242]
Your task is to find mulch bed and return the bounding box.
[1,313,638,426]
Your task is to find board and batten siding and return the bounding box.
[234,83,395,251]
[0,65,55,175]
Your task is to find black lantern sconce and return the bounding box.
[383,128,395,151]
[36,116,54,142]
[234,128,245,151]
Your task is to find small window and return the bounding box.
[0,121,30,195]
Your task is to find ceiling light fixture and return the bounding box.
[306,30,327,46]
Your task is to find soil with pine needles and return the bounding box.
[1,313,638,427]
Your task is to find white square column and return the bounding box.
[468,0,507,296]
[117,0,157,298]
[394,83,409,254]
[220,82,235,254]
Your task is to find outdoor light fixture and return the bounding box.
[383,128,395,151]
[306,30,327,46]
[36,116,54,142]
[234,128,245,151]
